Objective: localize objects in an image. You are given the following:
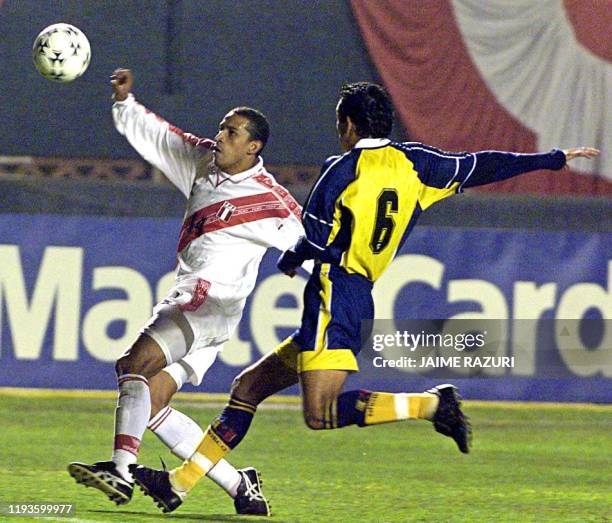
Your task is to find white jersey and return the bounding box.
[112,94,306,310]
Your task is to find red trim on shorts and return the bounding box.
[114,434,141,456]
[177,192,290,252]
[179,278,211,312]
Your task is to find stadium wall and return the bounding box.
[0,178,610,403]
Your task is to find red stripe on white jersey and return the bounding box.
[142,104,214,150]
[253,173,302,220]
[177,192,290,252]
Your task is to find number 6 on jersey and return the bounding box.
[370,189,398,254]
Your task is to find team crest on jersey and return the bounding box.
[216,201,237,222]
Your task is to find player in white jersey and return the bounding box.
[68,69,308,516]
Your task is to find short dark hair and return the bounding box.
[337,82,394,138]
[231,106,270,152]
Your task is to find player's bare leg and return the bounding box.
[148,369,178,418]
[299,369,349,429]
[131,347,298,513]
[116,333,168,378]
[230,349,300,404]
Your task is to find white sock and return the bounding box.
[148,406,202,460]
[112,374,151,482]
[208,459,242,498]
[148,406,241,497]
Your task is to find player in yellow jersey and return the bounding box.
[130,83,599,513]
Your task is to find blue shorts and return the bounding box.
[285,263,374,372]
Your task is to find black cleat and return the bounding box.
[129,464,185,513]
[429,384,472,454]
[67,461,133,505]
[234,467,271,516]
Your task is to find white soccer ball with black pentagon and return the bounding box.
[32,23,91,82]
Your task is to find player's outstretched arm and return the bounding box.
[460,146,600,188]
[110,67,204,198]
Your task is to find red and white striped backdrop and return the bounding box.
[351,0,612,196]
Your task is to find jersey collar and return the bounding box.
[353,138,390,149]
[218,156,264,183]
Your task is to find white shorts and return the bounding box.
[162,348,222,388]
[140,275,243,387]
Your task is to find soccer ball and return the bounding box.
[32,23,91,83]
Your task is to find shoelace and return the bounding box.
[241,472,266,502]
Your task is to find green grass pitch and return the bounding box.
[0,389,610,522]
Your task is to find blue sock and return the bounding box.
[332,389,373,428]
[210,396,257,449]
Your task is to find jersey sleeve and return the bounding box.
[403,143,566,210]
[252,182,314,274]
[112,94,214,198]
[301,155,352,254]
[460,149,566,188]
[266,212,306,251]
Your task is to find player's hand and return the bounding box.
[277,249,301,278]
[562,147,600,164]
[110,68,133,101]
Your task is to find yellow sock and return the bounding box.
[364,392,439,425]
[170,424,231,493]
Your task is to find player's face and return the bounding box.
[213,112,260,174]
